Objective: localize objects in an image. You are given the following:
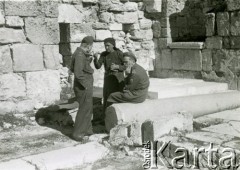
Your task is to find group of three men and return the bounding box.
[70,36,150,141]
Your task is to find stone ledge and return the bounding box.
[168,42,204,49]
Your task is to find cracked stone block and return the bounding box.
[231,11,240,36]
[0,28,26,44]
[5,0,41,16]
[12,44,44,72]
[25,17,59,44]
[0,45,12,74]
[172,49,202,71]
[95,30,112,41]
[26,70,61,105]
[43,45,62,70]
[58,4,84,23]
[115,12,138,24]
[202,49,212,72]
[0,73,26,101]
[217,12,230,36]
[6,16,24,27]
[205,13,215,36]
[206,37,223,49]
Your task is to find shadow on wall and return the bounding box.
[169,0,227,42]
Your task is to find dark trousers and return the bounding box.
[73,82,93,137]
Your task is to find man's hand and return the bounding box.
[110,63,119,71]
[93,52,100,60]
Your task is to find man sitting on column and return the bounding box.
[107,52,150,104]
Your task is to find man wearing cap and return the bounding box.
[107,52,149,103]
[70,36,94,141]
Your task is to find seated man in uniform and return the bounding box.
[107,52,150,104]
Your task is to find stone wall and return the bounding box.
[151,0,240,90]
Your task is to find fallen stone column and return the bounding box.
[105,91,240,132]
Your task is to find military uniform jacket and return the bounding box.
[71,47,94,89]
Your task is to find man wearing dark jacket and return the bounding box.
[107,52,149,103]
[70,36,94,141]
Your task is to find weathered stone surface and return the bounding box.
[0,8,4,26]
[25,17,59,44]
[161,49,172,69]
[152,21,161,38]
[123,23,140,32]
[92,42,105,54]
[208,108,240,122]
[5,0,41,16]
[16,100,35,113]
[0,159,35,170]
[43,45,62,70]
[109,23,122,31]
[223,37,231,49]
[144,0,162,13]
[99,12,114,23]
[134,50,155,70]
[161,28,171,38]
[205,13,215,36]
[206,37,223,49]
[82,0,98,4]
[115,12,138,24]
[58,4,84,23]
[12,44,44,72]
[0,102,16,115]
[227,0,240,11]
[230,37,240,49]
[95,30,112,41]
[231,11,240,36]
[92,22,108,30]
[26,70,61,104]
[172,49,202,71]
[217,12,230,36]
[130,29,153,40]
[68,23,95,43]
[0,73,26,101]
[0,28,26,44]
[202,49,212,71]
[169,42,204,49]
[141,40,154,50]
[80,6,99,23]
[139,18,152,30]
[0,45,12,74]
[112,31,125,41]
[41,1,59,17]
[124,2,138,12]
[159,38,172,49]
[6,16,24,27]
[109,2,125,12]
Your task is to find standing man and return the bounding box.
[70,36,94,141]
[107,52,149,103]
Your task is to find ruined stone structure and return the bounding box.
[0,0,240,115]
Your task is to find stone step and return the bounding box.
[207,108,240,122]
[202,121,240,138]
[93,78,229,99]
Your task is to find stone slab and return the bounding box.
[12,44,44,72]
[6,16,24,27]
[0,159,35,170]
[144,0,162,13]
[22,142,109,170]
[207,108,240,122]
[0,101,16,115]
[172,49,202,71]
[0,45,12,74]
[58,4,84,23]
[25,17,59,44]
[0,73,26,101]
[0,28,26,44]
[202,121,240,138]
[223,140,240,149]
[26,70,61,105]
[169,42,204,49]
[186,131,234,145]
[206,37,222,49]
[43,45,62,70]
[202,49,212,71]
[114,12,138,24]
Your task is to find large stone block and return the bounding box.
[0,73,26,101]
[43,45,62,70]
[0,8,4,26]
[205,13,215,36]
[231,11,240,36]
[109,2,126,12]
[26,70,61,105]
[6,16,24,27]
[12,44,44,72]
[227,0,240,11]
[95,30,112,41]
[144,0,162,13]
[172,49,202,71]
[58,4,84,23]
[109,23,123,31]
[141,40,154,50]
[92,22,108,30]
[0,45,12,74]
[230,37,240,49]
[152,21,161,38]
[161,49,172,69]
[0,102,16,115]
[139,18,152,30]
[5,0,41,16]
[0,28,26,44]
[25,17,59,44]
[124,2,138,12]
[115,12,138,24]
[205,37,223,49]
[130,29,153,41]
[217,12,230,36]
[41,1,59,18]
[99,12,114,23]
[112,31,125,41]
[202,49,212,72]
